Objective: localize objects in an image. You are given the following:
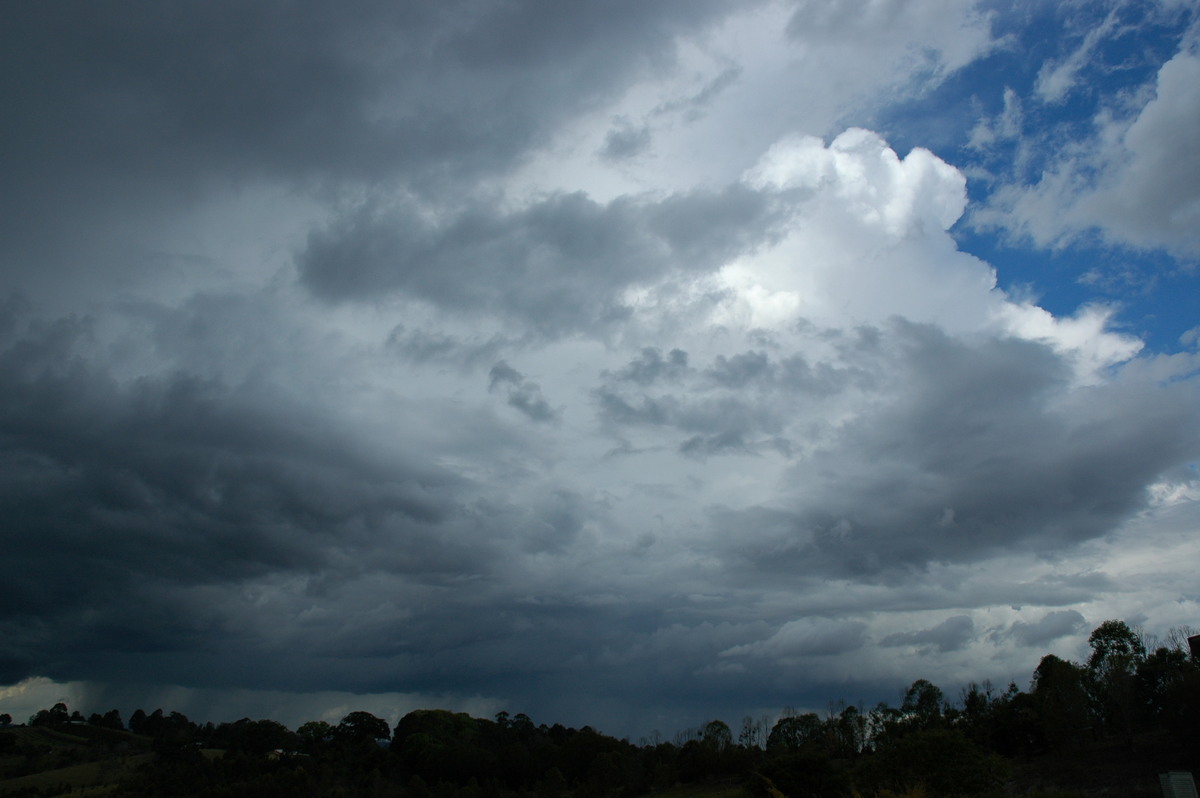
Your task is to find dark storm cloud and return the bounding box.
[3,297,1187,731]
[297,184,782,330]
[0,305,474,685]
[1,0,749,297]
[3,2,443,185]
[0,299,678,708]
[880,615,976,652]
[720,320,1200,577]
[3,0,1198,743]
[1,0,739,189]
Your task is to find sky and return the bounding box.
[2,0,1199,740]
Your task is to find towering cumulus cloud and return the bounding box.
[1,0,1198,736]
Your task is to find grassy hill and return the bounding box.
[0,753,152,796]
[0,725,151,796]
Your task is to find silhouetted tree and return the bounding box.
[900,678,945,731]
[957,681,995,748]
[1088,619,1146,674]
[296,719,333,750]
[767,713,823,751]
[393,709,494,785]
[336,710,390,743]
[701,718,732,750]
[29,702,69,728]
[829,704,867,759]
[1086,619,1145,741]
[214,717,297,755]
[1137,644,1200,742]
[1030,654,1091,750]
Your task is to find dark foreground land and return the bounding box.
[2,620,1197,797]
[0,708,1195,798]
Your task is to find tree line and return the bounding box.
[2,618,1198,797]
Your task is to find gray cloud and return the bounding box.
[297,184,782,332]
[652,65,743,121]
[880,615,976,653]
[1,0,740,193]
[722,618,870,659]
[680,430,754,459]
[489,361,558,422]
[1003,610,1088,647]
[706,350,773,386]
[0,305,478,686]
[611,348,690,386]
[721,321,1200,578]
[2,0,750,307]
[600,119,653,161]
[593,344,866,459]
[385,324,512,368]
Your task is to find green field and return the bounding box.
[0,754,152,796]
[0,725,152,796]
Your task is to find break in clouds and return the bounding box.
[2,0,1199,737]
